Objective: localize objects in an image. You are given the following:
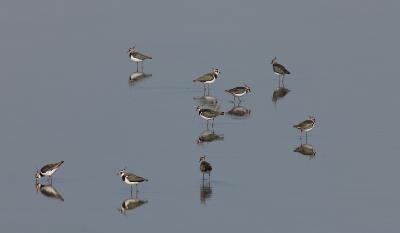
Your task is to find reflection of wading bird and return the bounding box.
[225,85,251,103]
[119,196,148,215]
[118,169,148,196]
[197,130,224,144]
[293,115,316,142]
[196,106,224,128]
[200,180,212,205]
[128,47,152,72]
[271,57,290,86]
[199,156,212,180]
[35,161,64,183]
[129,72,152,86]
[227,104,251,118]
[294,143,316,159]
[272,86,290,107]
[35,182,64,202]
[193,68,221,95]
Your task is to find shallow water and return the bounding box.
[1,1,400,232]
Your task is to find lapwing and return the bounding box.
[193,68,221,95]
[293,115,316,142]
[196,106,224,128]
[199,156,212,180]
[118,168,148,196]
[294,143,316,159]
[197,130,224,144]
[35,182,64,202]
[225,85,251,102]
[119,197,148,215]
[35,161,64,182]
[271,57,290,85]
[128,47,152,72]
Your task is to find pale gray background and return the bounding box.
[0,0,399,232]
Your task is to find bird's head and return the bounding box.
[127,47,136,54]
[118,168,128,176]
[212,68,220,76]
[199,155,207,162]
[244,84,251,92]
[271,57,277,64]
[309,115,316,122]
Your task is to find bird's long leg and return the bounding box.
[282,75,285,87]
[136,184,139,194]
[305,132,308,144]
[130,185,133,197]
[206,120,209,130]
[202,173,205,181]
[238,96,242,104]
[141,61,144,72]
[211,118,214,128]
[207,84,210,95]
[203,84,206,95]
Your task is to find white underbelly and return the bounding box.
[204,79,215,84]
[43,169,56,176]
[125,180,140,185]
[200,115,213,120]
[130,56,143,62]
[234,92,246,97]
[304,126,314,132]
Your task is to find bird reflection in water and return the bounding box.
[128,72,152,87]
[227,103,251,119]
[272,84,290,107]
[35,182,64,202]
[197,129,224,144]
[119,193,148,215]
[193,95,218,110]
[200,180,213,205]
[294,143,316,159]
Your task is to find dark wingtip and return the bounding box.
[60,161,64,164]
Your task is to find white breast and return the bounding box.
[304,125,314,132]
[43,169,56,176]
[234,92,246,97]
[130,56,143,62]
[200,114,213,120]
[204,78,215,84]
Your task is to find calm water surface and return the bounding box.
[1,1,400,232]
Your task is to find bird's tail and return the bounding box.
[293,124,299,128]
[56,161,64,168]
[193,79,197,82]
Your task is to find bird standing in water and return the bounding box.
[199,156,212,180]
[128,47,152,72]
[271,57,290,86]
